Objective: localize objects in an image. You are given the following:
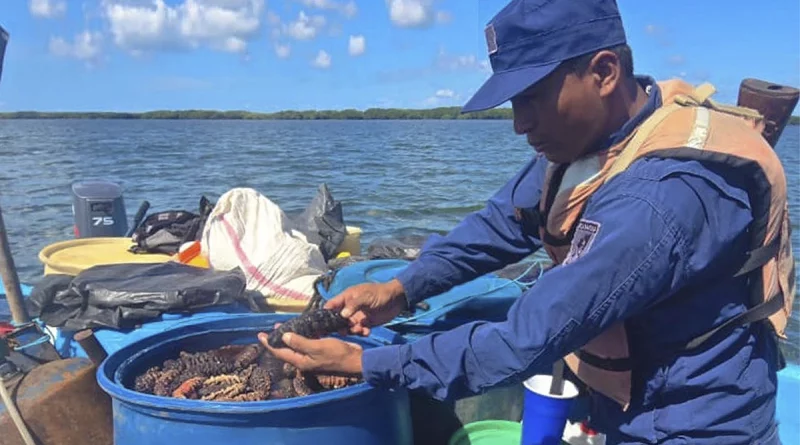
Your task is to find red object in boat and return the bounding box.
[580,421,599,436]
[0,321,14,336]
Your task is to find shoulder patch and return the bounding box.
[563,219,601,265]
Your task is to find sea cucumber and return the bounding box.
[267,309,349,348]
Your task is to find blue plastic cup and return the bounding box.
[520,374,580,445]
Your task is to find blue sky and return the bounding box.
[1,0,798,112]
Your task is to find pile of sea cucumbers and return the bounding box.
[130,309,361,402]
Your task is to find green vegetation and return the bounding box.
[0,107,513,120]
[0,109,797,123]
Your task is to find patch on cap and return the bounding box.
[485,24,498,55]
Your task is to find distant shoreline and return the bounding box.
[0,109,798,124]
[0,108,510,120]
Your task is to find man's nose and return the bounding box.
[513,110,534,135]
[511,99,535,135]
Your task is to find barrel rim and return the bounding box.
[97,313,400,414]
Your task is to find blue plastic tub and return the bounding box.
[97,313,413,445]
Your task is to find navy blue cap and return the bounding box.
[462,0,627,113]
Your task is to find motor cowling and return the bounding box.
[71,181,128,238]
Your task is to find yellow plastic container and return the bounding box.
[39,237,171,276]
[335,225,362,257]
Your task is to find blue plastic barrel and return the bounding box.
[316,259,529,444]
[97,313,413,445]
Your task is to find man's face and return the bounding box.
[510,63,608,164]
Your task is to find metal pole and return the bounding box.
[0,206,30,325]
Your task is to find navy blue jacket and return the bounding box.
[361,77,782,445]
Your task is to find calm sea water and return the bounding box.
[0,119,798,361]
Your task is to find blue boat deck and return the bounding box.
[1,275,798,444]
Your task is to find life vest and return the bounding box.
[525,79,795,410]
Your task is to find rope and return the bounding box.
[0,375,37,445]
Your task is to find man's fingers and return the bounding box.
[281,332,321,354]
[350,311,367,327]
[323,296,344,311]
[258,333,309,368]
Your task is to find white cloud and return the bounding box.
[267,11,281,25]
[436,48,491,73]
[348,35,365,56]
[644,23,671,47]
[385,0,447,28]
[667,54,685,65]
[423,88,461,106]
[282,11,326,40]
[386,0,431,28]
[275,43,291,58]
[341,1,357,18]
[30,0,66,18]
[296,0,357,18]
[312,49,331,68]
[49,31,103,64]
[377,48,490,83]
[102,0,264,54]
[644,24,662,35]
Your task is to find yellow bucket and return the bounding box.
[38,237,171,276]
[263,225,362,313]
[335,225,362,257]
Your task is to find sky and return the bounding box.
[0,0,798,112]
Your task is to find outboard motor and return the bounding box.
[71,180,129,238]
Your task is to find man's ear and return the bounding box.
[588,50,621,98]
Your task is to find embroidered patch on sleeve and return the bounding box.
[563,219,601,265]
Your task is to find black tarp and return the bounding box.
[26,262,254,331]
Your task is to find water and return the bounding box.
[0,119,798,362]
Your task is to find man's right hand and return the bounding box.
[323,279,408,336]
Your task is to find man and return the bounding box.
[259,0,795,443]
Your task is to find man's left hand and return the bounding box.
[258,331,364,375]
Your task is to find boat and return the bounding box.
[2,253,799,445]
[1,21,797,445]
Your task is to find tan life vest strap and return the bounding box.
[674,82,764,123]
[574,349,634,372]
[605,82,764,183]
[604,102,682,181]
[733,236,781,277]
[684,291,785,351]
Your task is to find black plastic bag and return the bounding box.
[130,196,215,255]
[26,262,250,331]
[292,184,347,261]
[366,234,430,260]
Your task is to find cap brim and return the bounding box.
[461,61,561,113]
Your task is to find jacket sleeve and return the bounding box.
[361,167,753,401]
[395,155,547,306]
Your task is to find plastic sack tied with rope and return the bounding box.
[200,187,328,302]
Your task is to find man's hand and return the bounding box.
[324,279,408,336]
[258,332,364,375]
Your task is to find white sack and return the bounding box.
[200,187,327,301]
